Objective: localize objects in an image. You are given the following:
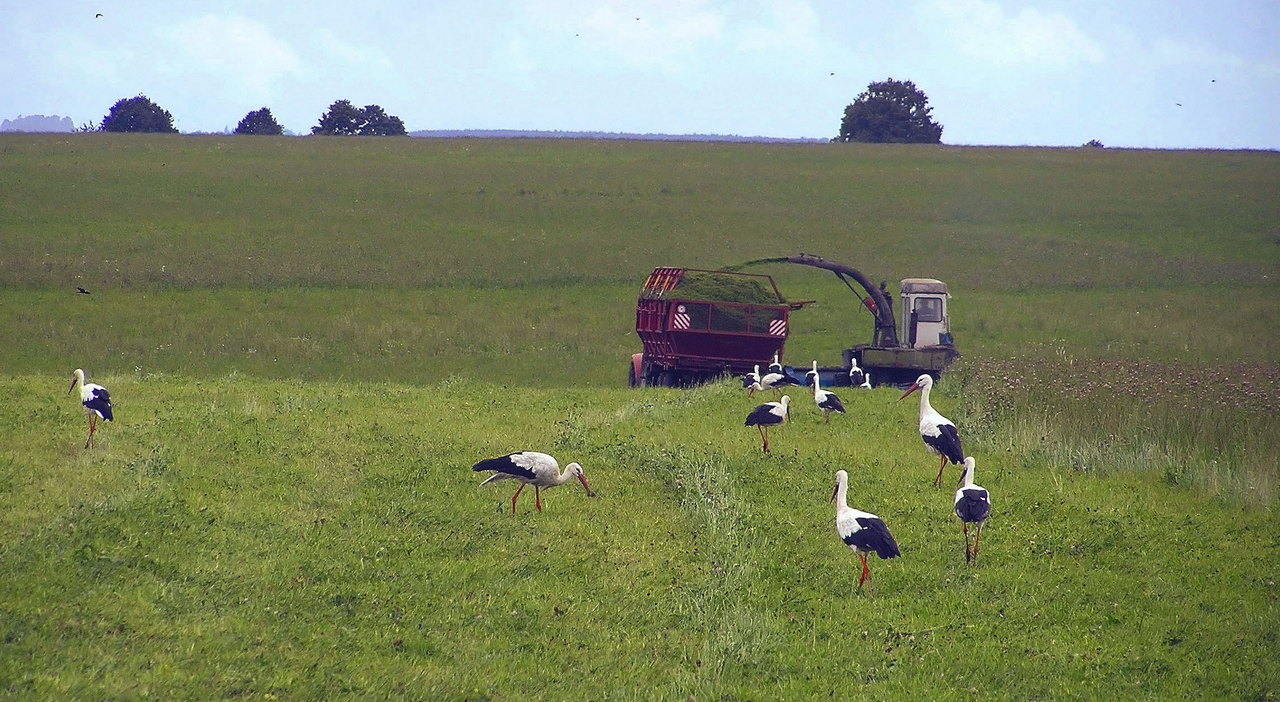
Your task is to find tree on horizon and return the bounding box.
[312,100,406,136]
[99,95,179,133]
[234,107,284,135]
[836,79,943,144]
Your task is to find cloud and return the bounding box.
[163,15,302,95]
[312,28,395,72]
[925,0,1104,68]
[738,0,821,53]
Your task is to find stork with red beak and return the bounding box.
[472,452,595,515]
[69,368,113,448]
[954,457,991,564]
[832,469,900,593]
[899,373,964,487]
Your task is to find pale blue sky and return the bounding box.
[3,0,1277,148]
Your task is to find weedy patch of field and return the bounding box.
[952,357,1280,508]
[1,373,1277,698]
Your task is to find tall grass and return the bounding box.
[952,357,1279,506]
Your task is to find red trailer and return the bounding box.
[630,267,797,387]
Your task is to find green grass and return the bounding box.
[1,134,1278,697]
[2,135,1276,292]
[1,374,1276,698]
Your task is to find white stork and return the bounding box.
[899,373,964,487]
[68,368,112,448]
[808,361,845,424]
[832,469,900,592]
[767,353,784,375]
[757,353,799,395]
[954,457,991,564]
[472,452,595,515]
[848,358,871,389]
[744,394,789,453]
[741,364,764,396]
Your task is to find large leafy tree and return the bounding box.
[360,104,407,136]
[837,79,943,144]
[99,95,179,133]
[312,100,406,136]
[234,107,284,135]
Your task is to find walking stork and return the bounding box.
[744,395,790,453]
[899,374,964,487]
[832,469,900,592]
[954,457,991,564]
[68,368,112,448]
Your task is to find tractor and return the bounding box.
[630,253,958,388]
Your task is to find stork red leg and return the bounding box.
[857,553,870,588]
[962,522,973,564]
[759,426,770,453]
[933,455,947,487]
[510,483,527,515]
[972,524,983,564]
[535,486,543,512]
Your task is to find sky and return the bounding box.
[2,0,1278,148]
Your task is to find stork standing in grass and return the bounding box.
[899,373,964,487]
[744,394,789,453]
[848,358,871,389]
[472,452,595,515]
[832,469,900,592]
[69,368,112,448]
[954,457,991,564]
[768,353,784,375]
[741,365,764,396]
[808,362,845,424]
[760,358,799,396]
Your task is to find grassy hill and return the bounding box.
[0,134,1277,698]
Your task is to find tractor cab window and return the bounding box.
[914,297,943,322]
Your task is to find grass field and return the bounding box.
[1,134,1277,698]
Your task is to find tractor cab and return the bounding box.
[900,278,952,348]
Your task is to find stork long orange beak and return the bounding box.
[898,382,921,401]
[577,473,596,497]
[68,377,77,394]
[830,482,839,503]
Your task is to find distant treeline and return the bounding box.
[1,115,74,133]
[409,129,826,143]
